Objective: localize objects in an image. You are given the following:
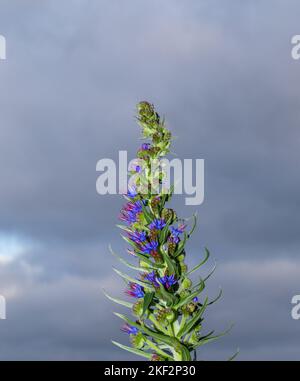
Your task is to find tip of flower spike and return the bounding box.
[136,101,160,126]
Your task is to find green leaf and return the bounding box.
[140,202,154,224]
[109,245,152,273]
[111,340,153,360]
[114,312,182,350]
[177,297,209,338]
[159,221,172,244]
[158,284,177,307]
[228,348,240,361]
[191,263,216,291]
[186,247,210,276]
[193,324,234,349]
[113,267,155,291]
[142,292,154,315]
[174,232,188,258]
[187,213,197,238]
[121,234,138,249]
[180,345,192,361]
[174,280,205,310]
[203,262,217,282]
[116,224,132,234]
[208,288,223,306]
[160,245,176,275]
[135,253,165,270]
[144,339,174,360]
[102,289,133,309]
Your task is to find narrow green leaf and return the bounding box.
[208,288,223,306]
[187,213,197,238]
[174,232,188,257]
[228,348,240,361]
[158,284,177,307]
[193,324,234,349]
[111,340,153,360]
[135,252,165,269]
[180,345,192,361]
[140,202,154,224]
[186,248,210,276]
[177,297,209,338]
[113,267,155,291]
[102,289,133,309]
[174,280,205,310]
[142,292,154,315]
[144,339,174,360]
[109,245,152,273]
[116,224,132,233]
[160,245,176,275]
[121,234,138,249]
[114,312,183,350]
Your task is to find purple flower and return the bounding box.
[141,143,150,150]
[149,219,166,231]
[193,297,198,303]
[157,274,177,289]
[121,323,139,335]
[119,201,143,224]
[144,271,160,288]
[127,186,138,198]
[169,224,186,243]
[140,240,158,254]
[125,283,145,298]
[128,230,147,244]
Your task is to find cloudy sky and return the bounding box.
[0,0,300,360]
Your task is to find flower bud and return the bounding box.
[151,354,162,361]
[161,208,176,223]
[166,309,176,323]
[168,241,177,256]
[131,332,145,349]
[132,300,143,317]
[182,278,192,290]
[137,101,159,124]
[186,302,197,314]
[177,253,186,262]
[180,263,188,273]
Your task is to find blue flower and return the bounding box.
[119,201,143,224]
[144,271,160,288]
[169,224,186,243]
[128,230,147,244]
[157,274,177,289]
[140,240,158,254]
[149,219,166,231]
[141,143,150,150]
[125,283,145,298]
[121,323,139,335]
[127,186,138,198]
[193,297,198,303]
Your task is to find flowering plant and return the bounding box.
[104,102,230,361]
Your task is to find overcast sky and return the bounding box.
[0,0,300,360]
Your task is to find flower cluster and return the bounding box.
[105,102,230,361]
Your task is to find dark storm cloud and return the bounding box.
[0,0,300,359]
